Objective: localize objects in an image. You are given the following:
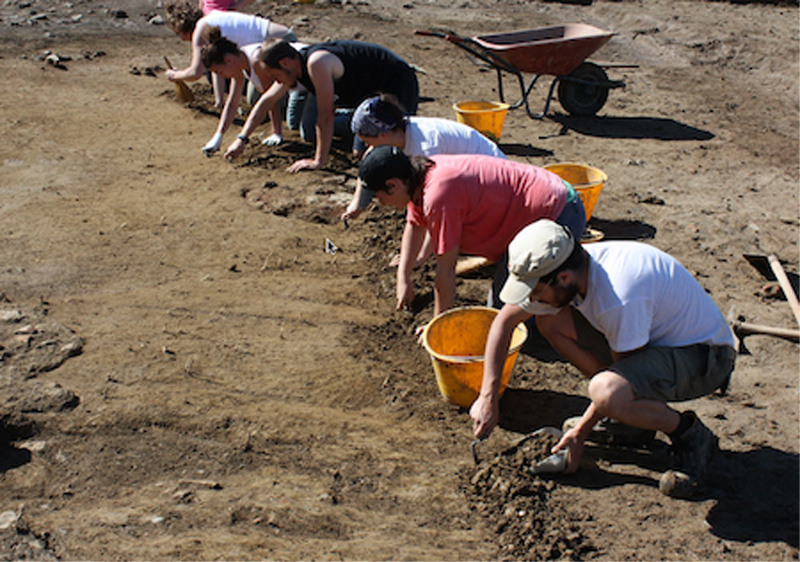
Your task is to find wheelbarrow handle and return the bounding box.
[443,34,467,44]
[414,29,468,44]
[414,29,444,37]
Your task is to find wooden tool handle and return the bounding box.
[164,56,174,69]
[768,254,800,328]
[733,320,800,342]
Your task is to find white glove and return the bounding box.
[261,133,283,146]
[202,132,223,156]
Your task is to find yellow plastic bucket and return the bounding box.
[544,162,608,221]
[453,101,510,142]
[422,306,528,408]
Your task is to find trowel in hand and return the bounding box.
[527,426,569,474]
[470,426,568,473]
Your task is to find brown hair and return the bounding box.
[259,39,301,69]
[407,156,435,199]
[164,0,203,36]
[200,26,242,69]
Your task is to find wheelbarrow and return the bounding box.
[415,23,631,119]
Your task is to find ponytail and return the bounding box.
[200,26,241,69]
[407,156,435,199]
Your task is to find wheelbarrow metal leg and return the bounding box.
[539,77,561,119]
[521,74,547,119]
[495,67,505,105]
[500,70,549,120]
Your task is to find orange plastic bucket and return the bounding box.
[544,162,607,221]
[422,306,528,408]
[453,101,510,142]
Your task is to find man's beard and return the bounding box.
[549,282,579,308]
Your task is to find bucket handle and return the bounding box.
[569,180,604,189]
[431,342,524,363]
[432,353,485,364]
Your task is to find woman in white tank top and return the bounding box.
[164,1,292,107]
[195,30,308,156]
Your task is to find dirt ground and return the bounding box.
[0,0,798,559]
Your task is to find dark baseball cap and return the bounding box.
[357,145,412,209]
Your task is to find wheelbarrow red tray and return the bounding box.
[472,23,615,77]
[416,23,629,119]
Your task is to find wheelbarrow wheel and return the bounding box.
[558,62,609,116]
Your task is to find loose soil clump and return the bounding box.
[465,431,595,560]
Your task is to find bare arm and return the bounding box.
[433,245,460,315]
[470,304,532,439]
[166,23,208,82]
[243,81,288,137]
[536,307,608,378]
[287,52,340,173]
[397,222,427,310]
[199,69,243,154]
[263,80,283,137]
[342,178,365,221]
[553,401,604,472]
[310,90,335,170]
[342,146,377,221]
[267,106,283,137]
[415,233,434,266]
[223,80,289,160]
[215,75,245,136]
[265,19,292,39]
[211,72,226,108]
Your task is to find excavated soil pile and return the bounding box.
[464,432,595,560]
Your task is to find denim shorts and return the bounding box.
[554,181,587,241]
[572,309,736,402]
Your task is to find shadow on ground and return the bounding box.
[549,114,715,141]
[497,388,589,434]
[587,218,657,241]
[706,446,800,547]
[497,386,799,548]
[0,445,31,473]
[498,142,555,158]
[0,414,35,474]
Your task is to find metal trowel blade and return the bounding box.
[532,450,568,474]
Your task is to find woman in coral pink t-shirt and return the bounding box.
[357,146,587,317]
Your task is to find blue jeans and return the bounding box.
[285,89,308,132]
[291,93,365,153]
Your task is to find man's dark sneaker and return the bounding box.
[659,412,718,498]
[562,417,657,447]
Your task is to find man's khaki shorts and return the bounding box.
[572,308,736,402]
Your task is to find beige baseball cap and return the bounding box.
[500,219,575,305]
